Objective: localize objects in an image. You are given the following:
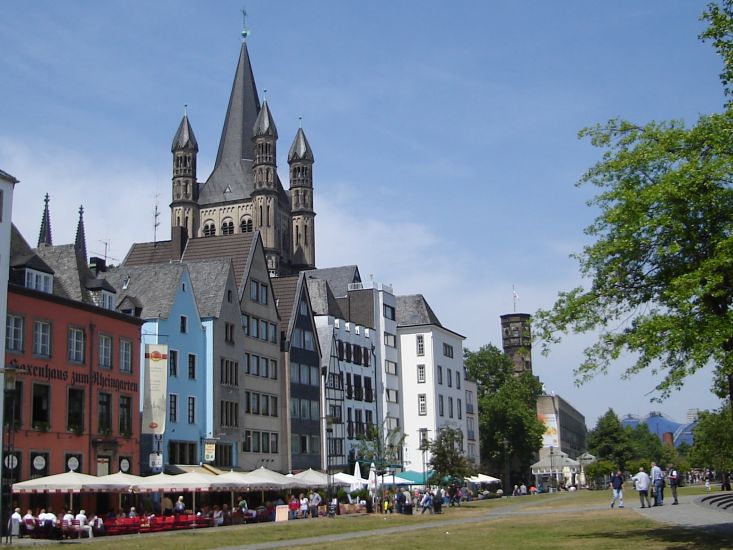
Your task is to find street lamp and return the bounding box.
[419,429,429,488]
[549,446,555,492]
[502,439,510,496]
[1,361,19,544]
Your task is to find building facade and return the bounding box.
[169,37,316,277]
[537,394,587,460]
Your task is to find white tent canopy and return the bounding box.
[83,472,145,492]
[288,469,328,488]
[466,473,501,484]
[238,467,297,490]
[13,471,99,494]
[334,472,367,492]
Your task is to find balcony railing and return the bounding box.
[354,387,364,401]
[364,388,374,403]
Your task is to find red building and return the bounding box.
[3,208,143,514]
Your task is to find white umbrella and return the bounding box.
[333,472,366,490]
[352,461,364,493]
[367,463,378,494]
[289,468,329,489]
[238,467,298,490]
[13,471,99,493]
[209,471,252,491]
[82,472,145,492]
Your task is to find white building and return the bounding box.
[397,294,479,473]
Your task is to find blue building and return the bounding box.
[103,263,208,473]
[621,411,698,447]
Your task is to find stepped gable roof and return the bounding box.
[396,294,443,327]
[271,274,299,329]
[305,277,343,318]
[305,265,361,298]
[100,263,187,320]
[186,259,233,319]
[288,127,314,162]
[172,113,199,152]
[181,232,255,289]
[123,241,173,267]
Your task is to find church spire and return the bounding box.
[74,205,87,262]
[171,106,199,152]
[253,97,278,138]
[37,193,53,247]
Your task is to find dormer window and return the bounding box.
[101,290,115,310]
[25,268,52,293]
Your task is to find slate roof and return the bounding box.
[123,241,173,267]
[305,265,361,298]
[253,100,278,138]
[316,325,336,367]
[186,259,232,319]
[271,274,299,330]
[288,127,314,162]
[199,42,260,206]
[0,169,19,184]
[396,294,443,328]
[172,113,199,152]
[305,277,343,318]
[100,263,187,320]
[181,232,254,289]
[35,244,92,302]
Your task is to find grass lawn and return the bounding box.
[60,488,733,549]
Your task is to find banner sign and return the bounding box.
[204,441,216,462]
[539,413,559,448]
[142,344,168,435]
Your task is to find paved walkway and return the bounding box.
[632,492,733,532]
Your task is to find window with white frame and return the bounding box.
[417,364,426,383]
[418,394,427,416]
[120,339,132,373]
[416,334,424,356]
[384,332,396,348]
[98,334,112,369]
[100,290,115,310]
[33,320,51,357]
[383,304,395,320]
[386,389,399,403]
[6,315,23,352]
[25,269,52,293]
[385,360,397,375]
[68,328,84,363]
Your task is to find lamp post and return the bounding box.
[549,446,555,492]
[501,439,511,496]
[1,361,19,544]
[419,428,428,488]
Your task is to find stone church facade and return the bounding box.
[170,39,316,277]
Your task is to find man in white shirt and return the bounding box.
[632,466,652,508]
[75,510,93,538]
[650,462,664,506]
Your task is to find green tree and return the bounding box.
[354,420,406,472]
[690,405,733,472]
[428,427,474,484]
[586,409,633,470]
[464,345,544,479]
[625,423,663,463]
[533,2,733,411]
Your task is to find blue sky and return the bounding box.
[0,1,726,427]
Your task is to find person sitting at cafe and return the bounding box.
[174,496,186,514]
[75,510,93,539]
[21,510,35,537]
[89,515,104,536]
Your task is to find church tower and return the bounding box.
[251,99,280,274]
[288,125,315,270]
[500,313,533,375]
[171,109,199,239]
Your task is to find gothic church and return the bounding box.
[170,35,316,277]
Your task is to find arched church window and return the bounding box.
[203,222,216,237]
[222,219,234,235]
[240,217,253,233]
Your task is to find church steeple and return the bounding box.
[74,205,87,262]
[252,97,279,273]
[37,193,53,247]
[289,124,315,270]
[171,107,199,237]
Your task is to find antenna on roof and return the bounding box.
[241,8,250,42]
[99,239,109,262]
[154,194,161,245]
[512,284,519,313]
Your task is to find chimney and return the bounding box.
[171,226,188,261]
[89,256,107,274]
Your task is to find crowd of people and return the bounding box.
[608,461,682,509]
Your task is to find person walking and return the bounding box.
[667,464,680,505]
[650,462,664,506]
[609,469,624,509]
[632,466,652,509]
[420,491,433,514]
[309,490,322,518]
